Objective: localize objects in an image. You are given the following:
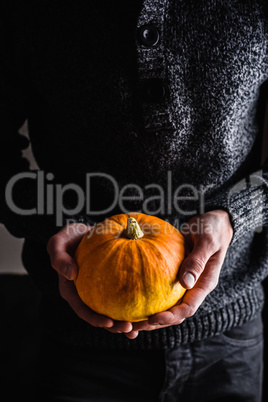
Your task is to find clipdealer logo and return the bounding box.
[5,170,212,226]
[5,169,265,233]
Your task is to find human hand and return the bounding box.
[125,210,233,339]
[47,223,133,334]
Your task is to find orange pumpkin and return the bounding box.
[74,212,186,322]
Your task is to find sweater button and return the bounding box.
[138,25,160,47]
[141,79,166,103]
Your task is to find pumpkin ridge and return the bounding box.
[133,240,149,319]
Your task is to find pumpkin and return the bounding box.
[74,212,186,322]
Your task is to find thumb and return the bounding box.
[47,223,90,280]
[179,242,213,289]
[52,251,78,280]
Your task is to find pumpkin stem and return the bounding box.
[126,217,144,240]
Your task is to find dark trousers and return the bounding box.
[35,314,263,402]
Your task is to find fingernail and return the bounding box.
[183,272,195,288]
[64,264,73,279]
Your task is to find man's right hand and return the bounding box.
[47,223,134,334]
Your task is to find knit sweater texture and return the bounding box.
[1,0,268,349]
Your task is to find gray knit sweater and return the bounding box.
[0,0,268,349]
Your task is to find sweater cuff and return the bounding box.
[205,174,268,244]
[227,183,267,243]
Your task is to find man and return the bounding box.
[1,1,267,401]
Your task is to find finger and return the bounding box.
[168,278,216,322]
[150,252,224,325]
[58,274,114,328]
[148,310,184,326]
[179,236,218,289]
[105,321,133,333]
[132,320,150,331]
[50,250,79,280]
[132,320,161,331]
[124,330,139,339]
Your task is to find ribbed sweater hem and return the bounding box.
[42,285,265,350]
